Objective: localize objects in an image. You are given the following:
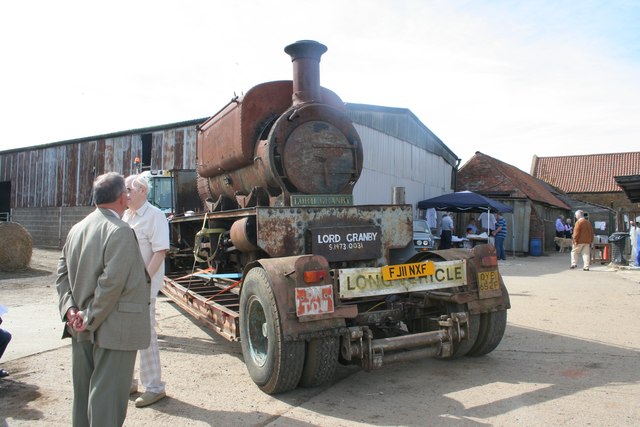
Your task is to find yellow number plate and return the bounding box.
[478,270,500,296]
[382,261,435,281]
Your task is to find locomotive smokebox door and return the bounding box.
[281,108,361,194]
[269,102,363,196]
[308,225,382,262]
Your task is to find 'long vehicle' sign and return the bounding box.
[339,260,467,299]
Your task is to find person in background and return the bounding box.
[479,211,496,246]
[479,212,496,235]
[426,208,438,231]
[636,224,640,267]
[124,174,170,408]
[555,214,565,251]
[56,172,150,426]
[630,221,638,266]
[0,304,11,378]
[564,218,573,238]
[570,210,595,271]
[494,212,507,260]
[439,212,454,249]
[466,217,478,234]
[637,235,640,267]
[463,227,474,249]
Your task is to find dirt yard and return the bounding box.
[1,249,640,426]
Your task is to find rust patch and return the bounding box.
[560,369,589,378]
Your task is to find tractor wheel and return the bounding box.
[239,267,305,394]
[299,336,339,388]
[467,309,507,357]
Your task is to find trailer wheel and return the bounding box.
[239,267,305,394]
[299,336,339,388]
[467,310,507,357]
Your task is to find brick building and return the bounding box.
[531,152,640,224]
[458,152,576,254]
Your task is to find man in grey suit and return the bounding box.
[57,172,151,427]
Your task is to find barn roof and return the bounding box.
[458,151,570,210]
[530,152,640,194]
[0,118,209,155]
[345,103,459,168]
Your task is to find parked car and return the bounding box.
[413,219,435,251]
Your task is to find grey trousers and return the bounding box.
[72,339,136,427]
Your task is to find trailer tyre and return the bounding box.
[240,267,305,394]
[467,310,507,357]
[299,336,339,388]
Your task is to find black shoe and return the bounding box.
[583,267,589,271]
[0,369,9,378]
[570,265,576,269]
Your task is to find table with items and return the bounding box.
[466,233,489,248]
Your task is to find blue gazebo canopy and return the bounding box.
[417,191,513,213]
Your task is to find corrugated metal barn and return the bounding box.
[0,119,203,247]
[347,104,458,205]
[0,104,458,248]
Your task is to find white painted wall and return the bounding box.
[352,124,454,212]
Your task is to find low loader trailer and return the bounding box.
[161,40,509,394]
[163,206,509,394]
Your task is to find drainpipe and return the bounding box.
[453,158,461,191]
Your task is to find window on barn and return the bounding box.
[0,181,10,221]
[141,133,152,171]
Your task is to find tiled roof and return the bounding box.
[458,152,570,209]
[531,152,640,193]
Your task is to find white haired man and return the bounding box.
[124,174,170,407]
[570,210,594,271]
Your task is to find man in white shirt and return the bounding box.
[124,174,170,408]
[479,212,496,234]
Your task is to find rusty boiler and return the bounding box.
[196,40,363,210]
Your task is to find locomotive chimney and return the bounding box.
[284,40,327,106]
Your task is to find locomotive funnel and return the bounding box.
[284,40,327,106]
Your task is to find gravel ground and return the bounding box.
[1,248,639,426]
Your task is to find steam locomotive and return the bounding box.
[163,40,509,395]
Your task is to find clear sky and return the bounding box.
[1,0,638,173]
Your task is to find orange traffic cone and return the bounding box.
[603,244,609,261]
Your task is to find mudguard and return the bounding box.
[242,255,357,341]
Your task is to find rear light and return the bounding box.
[303,270,328,283]
[481,256,498,267]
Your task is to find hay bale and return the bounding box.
[0,222,33,272]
